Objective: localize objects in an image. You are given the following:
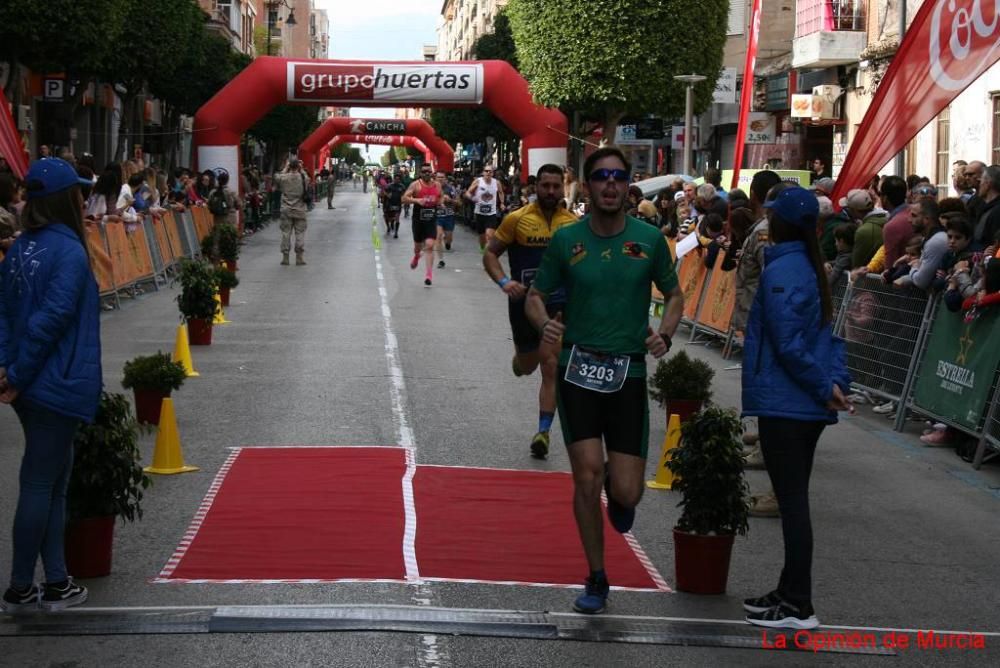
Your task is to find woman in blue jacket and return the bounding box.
[740,186,851,630]
[0,158,101,613]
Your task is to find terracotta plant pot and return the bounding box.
[65,516,115,578]
[224,259,237,272]
[219,286,231,307]
[673,528,735,594]
[133,389,169,426]
[665,399,704,426]
[187,318,213,345]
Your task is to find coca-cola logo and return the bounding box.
[929,0,1000,91]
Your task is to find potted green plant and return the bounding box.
[121,352,187,425]
[201,222,240,271]
[667,405,750,594]
[214,265,240,307]
[66,392,152,578]
[177,258,219,345]
[648,350,715,424]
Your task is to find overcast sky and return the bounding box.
[314,0,442,161]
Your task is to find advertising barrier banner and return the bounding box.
[912,306,1000,430]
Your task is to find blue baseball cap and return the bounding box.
[763,186,820,227]
[24,158,92,200]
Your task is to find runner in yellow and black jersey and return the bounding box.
[483,164,578,459]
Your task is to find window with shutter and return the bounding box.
[728,0,746,36]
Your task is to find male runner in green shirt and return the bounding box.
[526,146,684,614]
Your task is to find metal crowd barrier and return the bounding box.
[834,274,933,413]
[651,260,1000,465]
[84,209,215,311]
[975,388,1000,468]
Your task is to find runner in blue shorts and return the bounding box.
[435,171,458,268]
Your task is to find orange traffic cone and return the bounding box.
[213,290,230,325]
[646,413,682,490]
[171,323,199,377]
[144,398,199,475]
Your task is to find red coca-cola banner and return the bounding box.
[832,0,1000,203]
[730,0,762,189]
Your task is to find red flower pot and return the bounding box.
[219,286,231,307]
[673,528,735,594]
[665,399,704,427]
[65,516,115,578]
[224,259,238,272]
[133,389,168,426]
[187,318,213,345]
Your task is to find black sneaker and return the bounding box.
[572,576,609,614]
[437,260,445,269]
[424,278,432,287]
[1,584,40,613]
[530,431,550,459]
[743,590,783,613]
[604,471,635,533]
[746,600,819,630]
[40,578,88,611]
[445,242,452,251]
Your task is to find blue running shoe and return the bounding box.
[604,471,635,533]
[572,577,609,614]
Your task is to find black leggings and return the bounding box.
[758,416,826,608]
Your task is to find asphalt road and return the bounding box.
[1,188,999,667]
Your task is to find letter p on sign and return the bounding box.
[44,78,64,102]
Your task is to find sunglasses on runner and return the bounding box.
[589,168,629,183]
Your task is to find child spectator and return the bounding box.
[827,223,856,291]
[889,234,925,284]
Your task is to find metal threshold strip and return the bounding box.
[0,604,896,655]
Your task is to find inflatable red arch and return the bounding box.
[301,117,454,174]
[194,57,567,186]
[317,134,437,172]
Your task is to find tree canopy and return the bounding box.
[506,0,728,141]
[0,0,128,89]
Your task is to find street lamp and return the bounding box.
[265,0,297,56]
[674,73,706,176]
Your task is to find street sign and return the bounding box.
[713,67,737,104]
[44,78,65,102]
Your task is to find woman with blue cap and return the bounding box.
[740,186,851,630]
[0,158,101,613]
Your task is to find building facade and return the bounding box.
[438,0,509,61]
[200,0,258,57]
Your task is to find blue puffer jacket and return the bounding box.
[742,241,850,424]
[0,223,102,422]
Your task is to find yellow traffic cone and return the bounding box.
[144,398,199,475]
[171,323,199,377]
[646,413,682,490]
[213,290,230,325]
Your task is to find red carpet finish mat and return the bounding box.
[155,447,668,591]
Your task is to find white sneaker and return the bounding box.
[873,401,896,415]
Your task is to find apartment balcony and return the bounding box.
[792,0,866,68]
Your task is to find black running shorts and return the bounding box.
[508,299,561,354]
[556,368,649,458]
[474,213,499,234]
[411,216,437,243]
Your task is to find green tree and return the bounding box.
[428,10,519,170]
[331,144,363,166]
[249,106,321,170]
[0,0,128,102]
[506,0,728,142]
[101,0,214,159]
